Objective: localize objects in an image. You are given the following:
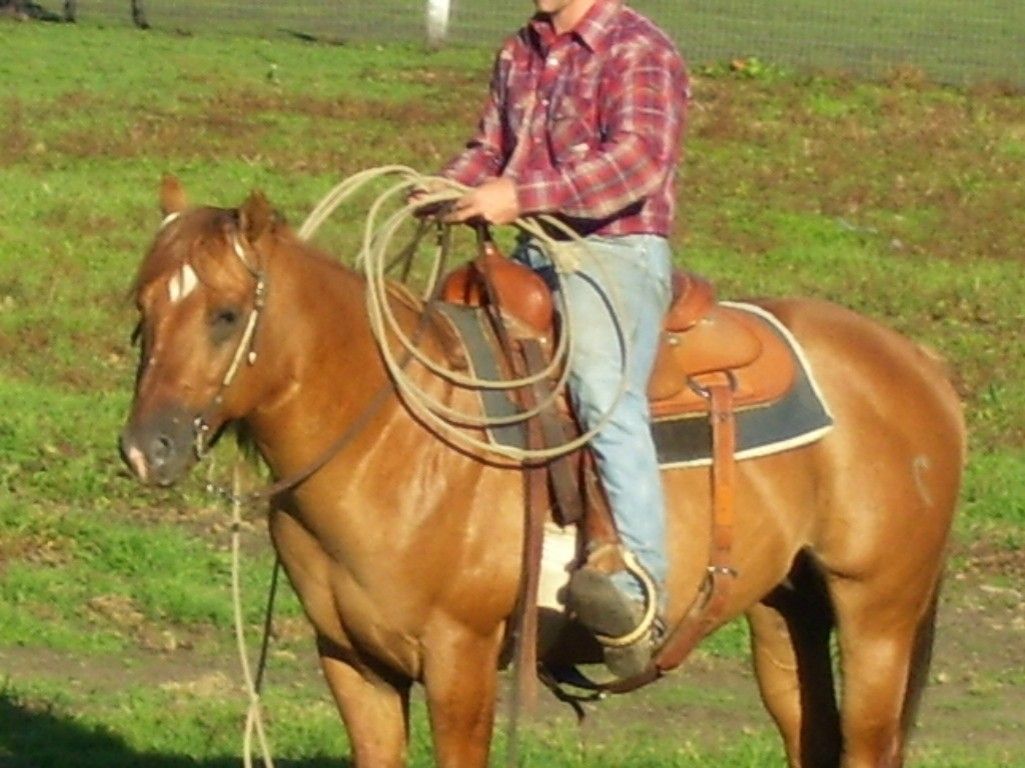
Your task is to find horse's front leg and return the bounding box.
[317,635,412,768]
[422,620,505,768]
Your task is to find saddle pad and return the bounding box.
[433,302,834,467]
[433,303,528,449]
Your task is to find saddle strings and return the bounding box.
[298,166,632,463]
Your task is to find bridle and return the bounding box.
[192,229,268,461]
[166,215,398,505]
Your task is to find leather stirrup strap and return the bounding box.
[513,339,549,715]
[605,374,738,694]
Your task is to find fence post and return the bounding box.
[426,0,450,47]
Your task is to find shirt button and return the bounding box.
[546,56,558,67]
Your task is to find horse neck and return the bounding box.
[244,234,392,476]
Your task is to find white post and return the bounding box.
[426,0,451,47]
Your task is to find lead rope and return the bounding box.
[228,460,276,768]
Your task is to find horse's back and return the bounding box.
[762,296,965,464]
[760,297,965,577]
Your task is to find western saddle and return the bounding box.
[436,236,796,696]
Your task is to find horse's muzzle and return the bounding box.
[119,406,197,487]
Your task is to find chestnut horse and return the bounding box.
[120,180,965,768]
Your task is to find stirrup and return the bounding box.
[591,548,660,649]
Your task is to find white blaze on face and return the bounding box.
[160,211,181,229]
[167,263,198,304]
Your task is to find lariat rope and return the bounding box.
[204,457,276,768]
[297,165,632,464]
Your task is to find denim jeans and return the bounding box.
[513,234,673,604]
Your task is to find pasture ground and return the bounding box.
[1,20,1024,767]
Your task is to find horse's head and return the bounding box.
[120,177,281,486]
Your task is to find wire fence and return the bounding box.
[43,0,1025,87]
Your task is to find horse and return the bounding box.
[119,178,965,768]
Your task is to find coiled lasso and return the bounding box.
[297,166,631,465]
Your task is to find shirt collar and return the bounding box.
[528,0,620,54]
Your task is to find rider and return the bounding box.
[439,0,689,678]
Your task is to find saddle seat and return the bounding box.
[648,273,796,419]
[438,254,796,420]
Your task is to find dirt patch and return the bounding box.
[0,554,1022,758]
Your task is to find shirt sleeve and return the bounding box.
[440,48,510,187]
[514,45,688,220]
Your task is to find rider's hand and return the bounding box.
[445,177,520,226]
[407,178,451,218]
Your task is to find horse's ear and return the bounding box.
[159,175,188,216]
[238,190,276,242]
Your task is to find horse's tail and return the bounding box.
[899,576,942,739]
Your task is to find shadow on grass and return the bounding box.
[0,693,351,768]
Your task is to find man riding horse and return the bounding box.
[437,0,688,678]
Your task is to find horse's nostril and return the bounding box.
[150,434,175,465]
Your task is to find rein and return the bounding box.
[300,165,632,465]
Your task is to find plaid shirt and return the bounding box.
[443,0,689,237]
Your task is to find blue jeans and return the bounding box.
[513,234,673,604]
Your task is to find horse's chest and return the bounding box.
[270,510,423,676]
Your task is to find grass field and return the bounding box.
[1,19,1024,768]
[53,0,1025,86]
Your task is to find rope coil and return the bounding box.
[298,166,633,464]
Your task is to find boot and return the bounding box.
[565,563,662,679]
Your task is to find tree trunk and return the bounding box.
[130,0,149,29]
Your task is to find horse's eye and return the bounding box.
[214,308,239,326]
[210,307,242,343]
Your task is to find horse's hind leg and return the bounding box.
[318,635,412,768]
[747,553,842,767]
[829,574,940,768]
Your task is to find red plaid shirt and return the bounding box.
[443,0,689,237]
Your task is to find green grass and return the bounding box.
[3,676,1022,768]
[1,20,1024,767]
[60,0,1025,86]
